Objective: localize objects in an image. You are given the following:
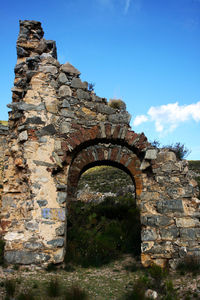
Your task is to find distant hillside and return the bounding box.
[0,121,8,126]
[77,165,135,203]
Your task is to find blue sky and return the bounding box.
[1,0,200,159]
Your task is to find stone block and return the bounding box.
[41,208,65,221]
[55,224,65,236]
[160,226,179,240]
[47,238,64,247]
[60,62,81,75]
[58,85,72,97]
[19,130,28,142]
[145,149,157,160]
[56,192,67,204]
[5,250,50,264]
[157,199,184,214]
[141,228,157,241]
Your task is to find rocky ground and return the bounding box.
[0,255,200,299]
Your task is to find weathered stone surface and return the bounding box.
[141,228,157,241]
[58,72,68,84]
[56,192,67,204]
[5,251,50,264]
[71,78,86,89]
[156,200,184,214]
[145,149,157,160]
[60,62,81,76]
[19,130,28,141]
[58,85,72,97]
[55,224,65,236]
[47,238,64,247]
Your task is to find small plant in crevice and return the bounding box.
[88,82,95,92]
[46,277,62,298]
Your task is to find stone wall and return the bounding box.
[0,124,8,210]
[1,20,199,268]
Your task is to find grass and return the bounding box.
[0,255,200,299]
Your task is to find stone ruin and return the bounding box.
[0,20,199,268]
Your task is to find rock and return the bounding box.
[58,72,68,84]
[39,65,58,75]
[145,289,158,299]
[25,221,39,231]
[5,250,50,264]
[60,62,81,76]
[47,238,64,247]
[37,200,48,207]
[58,85,72,97]
[145,149,157,160]
[141,228,157,241]
[56,192,67,204]
[71,78,86,89]
[55,224,65,236]
[19,130,28,141]
[156,199,184,213]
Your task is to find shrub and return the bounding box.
[16,289,35,300]
[108,99,126,110]
[122,277,149,300]
[64,285,89,300]
[4,279,16,297]
[46,277,62,297]
[88,82,95,91]
[163,142,191,160]
[177,255,200,275]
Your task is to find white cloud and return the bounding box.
[133,114,148,126]
[133,101,200,133]
[124,0,131,14]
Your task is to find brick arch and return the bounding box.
[60,123,150,166]
[67,143,144,201]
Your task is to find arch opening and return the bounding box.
[65,163,141,267]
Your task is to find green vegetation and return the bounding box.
[78,165,133,193]
[177,255,200,276]
[108,99,126,110]
[66,194,141,267]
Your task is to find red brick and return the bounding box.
[125,130,138,146]
[113,125,121,139]
[120,154,130,166]
[110,148,120,161]
[88,125,99,140]
[0,220,11,231]
[61,141,69,152]
[96,148,105,161]
[135,133,147,148]
[28,129,37,141]
[105,124,112,138]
